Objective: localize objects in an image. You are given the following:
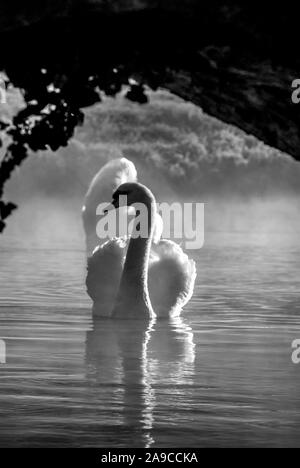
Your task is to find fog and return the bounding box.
[2,189,299,252]
[1,90,300,249]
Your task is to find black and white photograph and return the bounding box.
[0,0,300,453]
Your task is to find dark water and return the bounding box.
[0,233,300,447]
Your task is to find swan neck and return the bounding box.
[113,192,156,318]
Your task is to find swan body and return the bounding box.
[86,183,196,319]
[82,158,137,255]
[87,238,126,317]
[148,240,197,318]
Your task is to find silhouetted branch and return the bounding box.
[0,67,149,232]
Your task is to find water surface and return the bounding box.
[0,233,300,447]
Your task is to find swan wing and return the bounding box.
[82,158,137,254]
[148,240,197,318]
[83,158,137,212]
[86,238,127,317]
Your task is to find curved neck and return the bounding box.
[112,192,156,319]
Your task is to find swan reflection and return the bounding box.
[85,316,195,447]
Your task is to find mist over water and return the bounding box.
[2,192,300,251]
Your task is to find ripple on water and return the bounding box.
[0,237,300,447]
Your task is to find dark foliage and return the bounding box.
[0,64,151,231]
[1,1,300,229]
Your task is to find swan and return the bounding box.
[82,157,137,255]
[86,182,197,319]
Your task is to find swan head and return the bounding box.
[109,182,155,210]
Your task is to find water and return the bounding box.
[0,233,300,447]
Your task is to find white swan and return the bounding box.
[86,183,196,319]
[82,157,137,255]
